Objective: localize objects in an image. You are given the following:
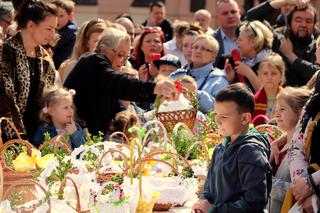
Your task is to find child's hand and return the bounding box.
[191,199,211,213]
[65,118,77,135]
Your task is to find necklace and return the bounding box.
[28,57,36,78]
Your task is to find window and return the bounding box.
[190,0,205,12]
[131,0,165,7]
[75,0,97,5]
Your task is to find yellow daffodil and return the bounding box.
[12,148,54,172]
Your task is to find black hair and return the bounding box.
[149,1,165,11]
[215,83,254,115]
[11,0,24,11]
[286,4,317,27]
[15,0,57,29]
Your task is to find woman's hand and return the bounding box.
[192,199,211,213]
[235,61,253,77]
[148,62,159,77]
[293,177,313,203]
[138,64,149,81]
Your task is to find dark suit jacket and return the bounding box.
[212,28,225,69]
[64,53,156,135]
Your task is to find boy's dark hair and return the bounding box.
[149,1,165,11]
[215,83,254,115]
[52,0,75,14]
[15,0,57,29]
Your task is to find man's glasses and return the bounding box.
[191,45,214,53]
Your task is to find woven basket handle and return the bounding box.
[0,117,23,145]
[3,179,51,212]
[58,176,81,213]
[185,141,210,161]
[144,150,191,169]
[109,131,130,144]
[0,139,35,171]
[96,148,129,175]
[39,135,72,155]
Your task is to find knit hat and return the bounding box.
[154,54,181,69]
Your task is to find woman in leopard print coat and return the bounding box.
[0,1,57,142]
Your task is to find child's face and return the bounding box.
[48,98,74,126]
[87,32,102,52]
[158,64,177,77]
[258,64,282,89]
[275,98,299,132]
[214,101,250,137]
[56,7,72,30]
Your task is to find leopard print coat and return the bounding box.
[0,32,56,139]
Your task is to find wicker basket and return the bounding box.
[136,195,159,213]
[2,179,51,212]
[153,202,173,211]
[39,135,72,155]
[155,87,198,133]
[196,175,207,198]
[96,147,128,183]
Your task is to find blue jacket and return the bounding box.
[170,63,228,113]
[32,123,86,149]
[201,129,271,213]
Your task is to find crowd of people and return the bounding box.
[0,0,319,212]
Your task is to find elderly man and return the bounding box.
[194,9,214,35]
[142,1,173,42]
[0,1,13,39]
[64,28,177,135]
[246,0,317,86]
[212,0,241,68]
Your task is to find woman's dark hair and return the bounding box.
[215,83,254,115]
[15,0,57,29]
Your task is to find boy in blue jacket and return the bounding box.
[192,83,271,213]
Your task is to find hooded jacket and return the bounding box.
[200,129,271,213]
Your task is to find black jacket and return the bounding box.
[201,129,271,213]
[53,21,77,69]
[245,1,317,86]
[64,53,156,135]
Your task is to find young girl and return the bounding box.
[269,86,311,213]
[252,53,285,126]
[32,87,86,148]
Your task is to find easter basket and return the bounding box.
[0,117,36,195]
[2,179,51,212]
[255,124,284,141]
[155,83,199,133]
[96,147,129,183]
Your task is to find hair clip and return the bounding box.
[68,89,76,96]
[42,106,48,114]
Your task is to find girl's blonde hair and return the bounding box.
[70,19,107,60]
[239,20,273,53]
[258,53,286,85]
[39,86,76,124]
[277,86,311,115]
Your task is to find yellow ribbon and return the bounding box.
[12,148,54,172]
